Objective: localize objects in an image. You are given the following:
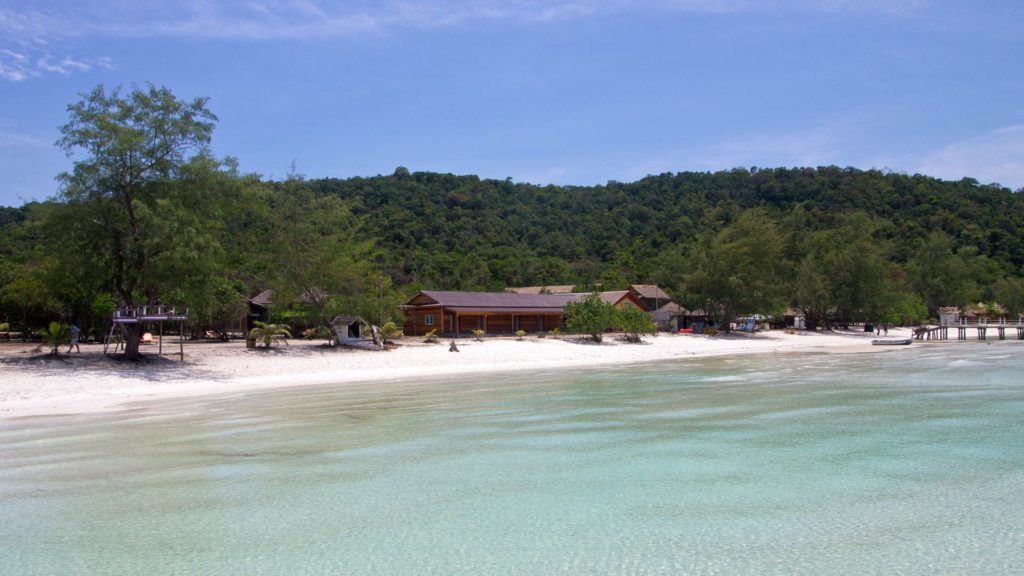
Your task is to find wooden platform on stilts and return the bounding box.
[913,317,1024,341]
[104,305,189,360]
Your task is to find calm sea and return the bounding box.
[2,343,1022,575]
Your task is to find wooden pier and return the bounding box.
[914,316,1024,341]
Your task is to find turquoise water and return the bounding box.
[2,343,1023,575]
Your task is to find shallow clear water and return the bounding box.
[2,343,1023,575]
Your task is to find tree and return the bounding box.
[248,321,292,348]
[56,84,222,359]
[906,231,977,312]
[379,321,402,346]
[35,321,71,356]
[616,305,656,343]
[686,209,785,331]
[564,292,617,342]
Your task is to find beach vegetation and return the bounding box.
[424,328,439,343]
[515,329,525,340]
[52,83,222,360]
[3,89,1024,335]
[380,321,402,345]
[249,321,292,348]
[616,305,656,343]
[472,329,485,341]
[685,209,786,332]
[35,321,71,356]
[564,292,617,342]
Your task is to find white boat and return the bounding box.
[872,338,912,346]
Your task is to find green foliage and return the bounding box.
[564,292,617,342]
[472,329,485,341]
[424,328,439,343]
[616,306,656,343]
[548,327,561,339]
[993,277,1024,316]
[515,329,526,340]
[4,89,1024,344]
[686,209,785,331]
[380,321,402,345]
[54,84,223,359]
[248,321,292,348]
[35,321,71,355]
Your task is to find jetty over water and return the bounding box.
[914,316,1024,341]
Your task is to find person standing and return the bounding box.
[69,324,81,353]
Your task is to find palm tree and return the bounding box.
[249,321,292,348]
[379,321,402,346]
[36,321,71,356]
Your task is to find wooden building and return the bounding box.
[628,284,674,312]
[402,290,646,336]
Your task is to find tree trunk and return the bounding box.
[123,323,144,360]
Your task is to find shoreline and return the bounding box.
[0,328,921,420]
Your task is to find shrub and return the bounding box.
[424,329,439,343]
[472,329,485,341]
[564,293,617,342]
[515,329,526,340]
[616,306,656,343]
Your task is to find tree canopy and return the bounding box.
[2,86,1023,344]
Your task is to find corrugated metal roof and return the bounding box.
[629,284,672,300]
[416,291,580,309]
[506,285,577,294]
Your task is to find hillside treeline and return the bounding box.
[3,165,1022,338]
[2,85,1023,339]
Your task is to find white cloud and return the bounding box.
[0,0,929,81]
[1,0,926,42]
[908,125,1024,190]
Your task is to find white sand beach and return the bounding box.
[0,328,912,419]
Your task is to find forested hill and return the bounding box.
[301,166,1024,294]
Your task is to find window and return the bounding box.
[424,314,434,326]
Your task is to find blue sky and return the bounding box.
[2,0,1023,207]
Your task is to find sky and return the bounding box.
[1,0,1023,207]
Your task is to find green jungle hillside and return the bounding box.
[2,85,1023,340]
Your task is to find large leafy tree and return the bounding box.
[56,84,223,359]
[260,178,380,333]
[686,209,785,331]
[564,292,617,342]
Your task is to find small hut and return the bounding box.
[653,302,686,331]
[938,306,960,326]
[331,315,368,344]
[961,302,1007,323]
[247,290,273,331]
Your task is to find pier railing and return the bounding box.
[113,305,189,323]
[917,317,1024,341]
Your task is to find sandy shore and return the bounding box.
[0,328,912,419]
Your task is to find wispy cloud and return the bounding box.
[2,0,926,41]
[906,125,1024,190]
[0,0,928,81]
[617,123,856,182]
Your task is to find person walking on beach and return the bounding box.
[69,324,81,353]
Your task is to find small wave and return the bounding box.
[703,375,745,383]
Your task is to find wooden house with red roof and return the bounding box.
[402,290,646,336]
